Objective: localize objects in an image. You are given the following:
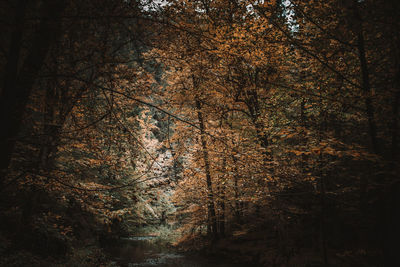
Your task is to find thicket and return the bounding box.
[0,0,399,266]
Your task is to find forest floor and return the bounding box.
[0,221,377,267]
[172,224,358,267]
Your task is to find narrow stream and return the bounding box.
[104,236,250,267]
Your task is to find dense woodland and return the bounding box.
[0,0,399,266]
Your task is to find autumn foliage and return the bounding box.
[0,0,399,266]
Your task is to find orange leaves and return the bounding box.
[288,143,380,161]
[290,150,310,156]
[60,226,73,236]
[72,143,86,149]
[39,212,74,237]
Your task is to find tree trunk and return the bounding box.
[196,98,218,239]
[353,1,379,155]
[218,157,227,237]
[232,156,242,223]
[390,68,400,162]
[352,1,378,223]
[0,0,67,185]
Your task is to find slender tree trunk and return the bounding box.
[219,189,226,237]
[318,92,328,266]
[384,44,400,267]
[196,98,218,239]
[300,97,307,174]
[319,153,328,266]
[352,1,377,224]
[244,88,270,218]
[218,157,227,237]
[390,67,400,162]
[232,156,242,223]
[228,120,243,223]
[353,1,379,155]
[357,32,379,155]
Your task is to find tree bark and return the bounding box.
[390,68,400,162]
[218,157,226,237]
[353,1,379,155]
[0,0,67,185]
[196,98,218,239]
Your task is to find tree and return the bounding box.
[0,0,67,185]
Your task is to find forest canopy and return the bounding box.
[0,0,399,266]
